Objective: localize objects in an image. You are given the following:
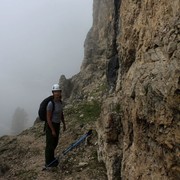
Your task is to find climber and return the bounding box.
[45,84,66,167]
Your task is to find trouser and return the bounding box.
[45,122,60,165]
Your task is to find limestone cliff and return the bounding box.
[60,0,180,180]
[0,0,179,179]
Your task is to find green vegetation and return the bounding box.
[98,83,108,92]
[65,100,102,124]
[89,83,107,97]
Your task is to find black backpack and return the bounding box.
[38,96,55,121]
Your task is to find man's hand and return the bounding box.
[52,130,56,137]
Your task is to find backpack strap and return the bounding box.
[51,100,55,113]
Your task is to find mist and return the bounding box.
[0,0,93,136]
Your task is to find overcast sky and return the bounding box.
[0,0,93,136]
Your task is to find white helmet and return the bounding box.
[52,84,61,91]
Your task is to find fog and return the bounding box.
[0,0,93,136]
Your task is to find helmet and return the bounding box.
[52,84,61,91]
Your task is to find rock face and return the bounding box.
[115,1,180,179]
[61,0,180,179]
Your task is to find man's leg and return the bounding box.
[45,126,55,165]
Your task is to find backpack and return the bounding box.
[38,96,55,121]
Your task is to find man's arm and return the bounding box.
[61,112,66,131]
[47,110,56,136]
